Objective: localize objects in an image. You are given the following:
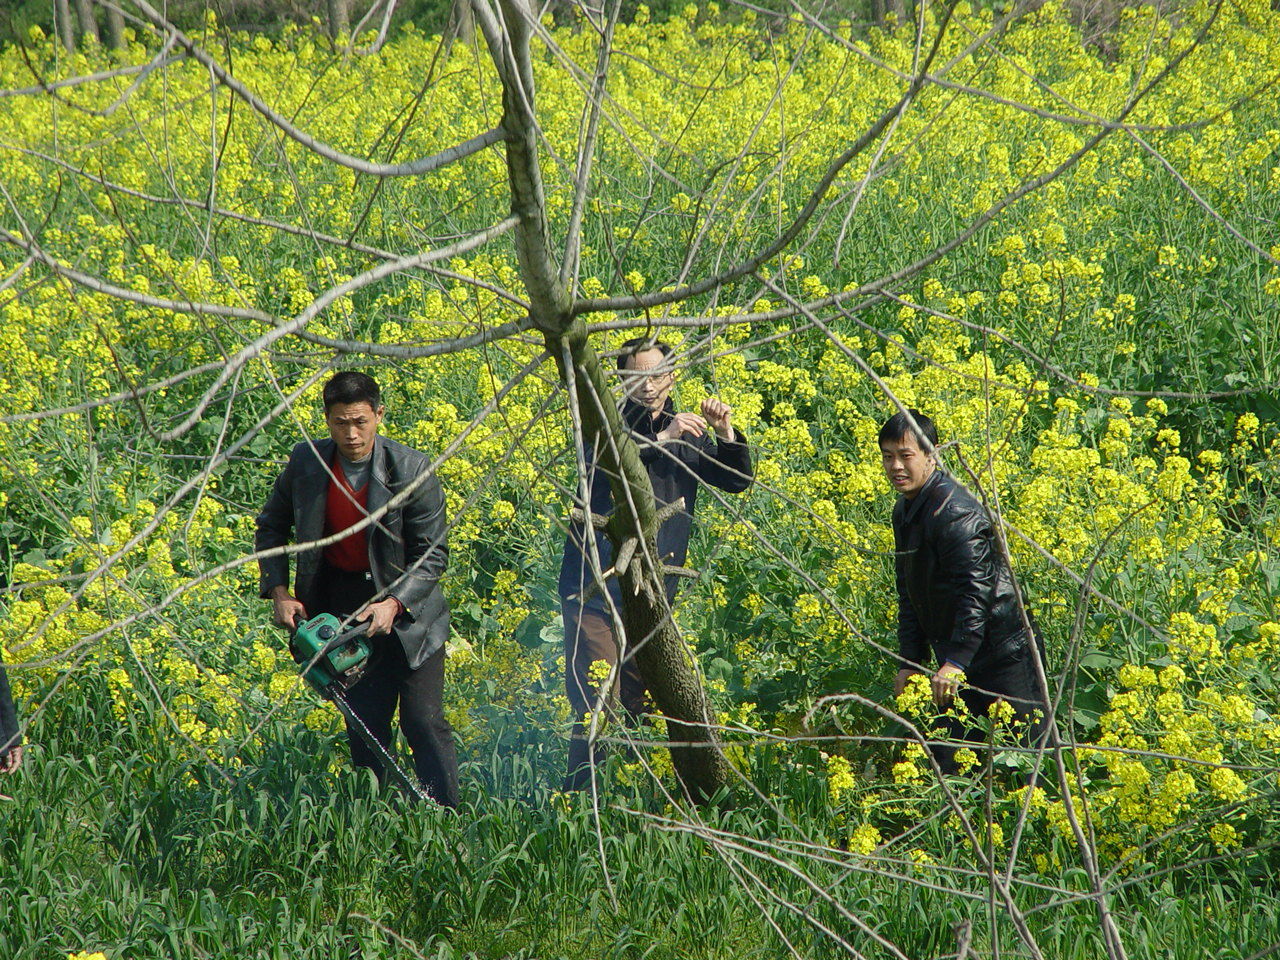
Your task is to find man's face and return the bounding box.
[621,348,675,414]
[880,430,935,498]
[326,400,383,461]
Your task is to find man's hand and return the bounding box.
[356,597,402,637]
[0,744,23,775]
[270,586,307,630]
[657,411,708,443]
[894,667,922,699]
[700,397,735,441]
[931,663,965,707]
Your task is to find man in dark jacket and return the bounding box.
[256,371,458,805]
[0,656,22,777]
[881,409,1048,770]
[558,338,754,790]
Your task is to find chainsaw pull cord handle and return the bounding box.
[288,617,370,658]
[314,620,374,659]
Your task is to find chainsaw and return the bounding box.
[290,613,432,803]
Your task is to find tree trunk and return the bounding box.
[102,1,126,49]
[327,0,350,38]
[487,0,731,801]
[75,0,100,44]
[55,0,76,52]
[446,0,475,41]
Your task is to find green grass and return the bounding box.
[3,700,1277,960]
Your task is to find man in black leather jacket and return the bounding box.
[881,409,1048,770]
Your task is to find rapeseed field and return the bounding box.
[1,2,1277,956]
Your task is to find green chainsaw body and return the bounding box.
[291,613,371,696]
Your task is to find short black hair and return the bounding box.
[616,337,673,370]
[878,408,938,451]
[323,371,381,412]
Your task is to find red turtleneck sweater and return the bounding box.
[323,464,370,572]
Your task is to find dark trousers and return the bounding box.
[562,604,647,791]
[317,566,459,806]
[936,645,1051,774]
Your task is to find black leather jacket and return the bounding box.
[893,470,1030,671]
[559,397,753,611]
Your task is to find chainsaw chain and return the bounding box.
[330,688,434,804]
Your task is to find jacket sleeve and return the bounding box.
[391,462,449,618]
[936,507,998,669]
[693,429,754,494]
[0,658,20,751]
[255,451,297,599]
[893,513,928,668]
[896,566,929,669]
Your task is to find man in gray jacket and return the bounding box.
[256,372,458,805]
[0,655,22,777]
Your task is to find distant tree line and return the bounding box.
[0,1,1219,67]
[0,1,1068,51]
[2,1,438,49]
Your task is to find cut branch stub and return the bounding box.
[569,507,611,529]
[653,497,687,526]
[660,565,700,580]
[614,536,639,577]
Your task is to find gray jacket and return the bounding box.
[0,658,19,755]
[255,435,450,669]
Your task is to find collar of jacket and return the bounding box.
[902,467,946,524]
[296,436,394,540]
[622,396,676,437]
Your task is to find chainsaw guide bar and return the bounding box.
[291,613,434,804]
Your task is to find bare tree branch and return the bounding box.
[122,0,505,177]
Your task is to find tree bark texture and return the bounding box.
[55,0,76,52]
[492,0,573,331]
[447,0,475,40]
[327,0,350,38]
[485,0,731,801]
[102,1,126,48]
[75,0,100,43]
